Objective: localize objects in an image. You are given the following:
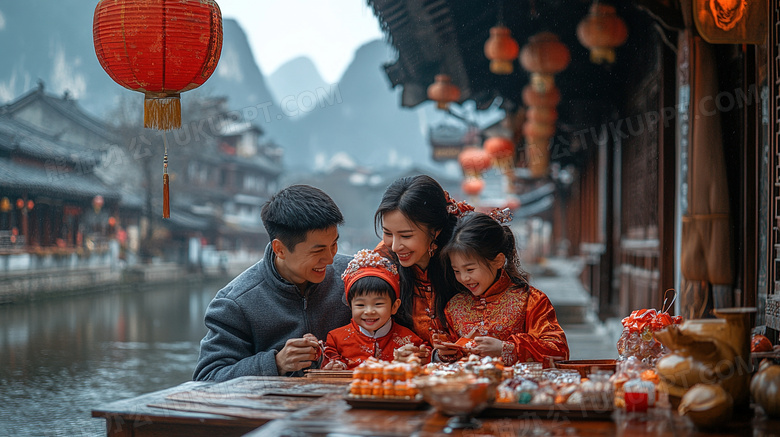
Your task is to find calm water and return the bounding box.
[0,279,228,437]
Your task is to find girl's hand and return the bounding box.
[472,336,503,358]
[323,360,347,370]
[394,344,431,362]
[431,333,459,359]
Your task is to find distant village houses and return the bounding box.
[0,84,282,298]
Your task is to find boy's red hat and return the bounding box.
[342,249,400,300]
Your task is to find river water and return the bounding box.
[0,278,229,437]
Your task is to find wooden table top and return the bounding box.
[92,376,780,437]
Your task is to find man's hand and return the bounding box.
[275,334,319,374]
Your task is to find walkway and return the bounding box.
[527,257,623,360]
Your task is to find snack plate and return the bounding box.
[344,395,427,410]
[483,402,614,420]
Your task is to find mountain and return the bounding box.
[273,40,433,171]
[267,57,330,109]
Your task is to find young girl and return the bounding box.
[322,249,429,370]
[440,211,569,366]
[374,175,471,357]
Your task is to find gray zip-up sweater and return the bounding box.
[193,243,351,381]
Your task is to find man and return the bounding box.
[193,185,352,381]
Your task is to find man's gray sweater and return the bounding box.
[193,243,351,381]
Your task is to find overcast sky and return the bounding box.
[218,1,384,84]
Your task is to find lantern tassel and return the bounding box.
[145,94,182,130]
[162,133,170,219]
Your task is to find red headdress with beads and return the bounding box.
[342,249,400,300]
[444,190,475,218]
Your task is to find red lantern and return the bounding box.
[519,32,570,92]
[93,0,223,218]
[484,136,515,172]
[0,198,10,213]
[577,3,628,64]
[484,26,519,75]
[521,85,561,108]
[427,74,461,110]
[461,178,485,197]
[26,200,34,211]
[458,147,492,179]
[526,106,558,125]
[16,199,24,210]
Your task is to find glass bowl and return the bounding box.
[414,375,499,430]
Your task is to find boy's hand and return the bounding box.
[472,336,503,358]
[276,334,319,374]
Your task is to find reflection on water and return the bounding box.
[0,279,228,437]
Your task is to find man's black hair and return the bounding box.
[261,185,344,250]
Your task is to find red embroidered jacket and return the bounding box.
[323,320,427,369]
[444,270,570,365]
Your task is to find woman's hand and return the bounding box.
[431,333,459,360]
[471,336,503,358]
[394,344,431,362]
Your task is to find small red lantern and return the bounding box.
[16,199,24,210]
[108,216,117,227]
[461,178,486,197]
[484,26,520,75]
[427,74,461,110]
[521,85,561,108]
[94,0,223,218]
[519,32,570,92]
[577,3,628,64]
[458,147,492,179]
[526,106,558,125]
[484,136,515,172]
[26,200,34,211]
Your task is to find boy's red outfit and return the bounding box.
[444,270,570,366]
[323,319,428,369]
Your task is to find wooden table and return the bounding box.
[93,376,780,437]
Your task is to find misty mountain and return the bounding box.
[267,57,330,106]
[273,40,432,171]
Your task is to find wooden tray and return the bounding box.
[483,402,614,420]
[344,395,427,410]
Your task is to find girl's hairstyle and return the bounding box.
[346,276,397,304]
[373,174,458,328]
[441,212,529,291]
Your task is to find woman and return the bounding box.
[374,174,468,351]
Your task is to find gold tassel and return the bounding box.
[162,152,170,219]
[144,94,182,130]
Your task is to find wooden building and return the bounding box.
[367,0,779,335]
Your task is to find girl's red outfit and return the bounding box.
[444,270,570,366]
[323,319,427,369]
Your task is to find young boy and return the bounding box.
[322,249,429,370]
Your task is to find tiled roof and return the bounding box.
[0,158,121,201]
[0,116,95,164]
[2,87,118,144]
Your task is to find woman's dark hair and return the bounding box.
[347,276,396,304]
[373,175,458,328]
[440,212,529,292]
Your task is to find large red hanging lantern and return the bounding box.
[93,0,223,218]
[519,32,570,93]
[427,74,461,110]
[484,26,519,75]
[576,3,628,64]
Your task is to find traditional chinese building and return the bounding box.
[368,0,779,337]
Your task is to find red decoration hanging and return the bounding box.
[576,3,628,64]
[483,136,515,173]
[93,0,223,218]
[461,178,485,197]
[519,32,570,93]
[427,74,461,110]
[458,147,492,179]
[484,26,519,75]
